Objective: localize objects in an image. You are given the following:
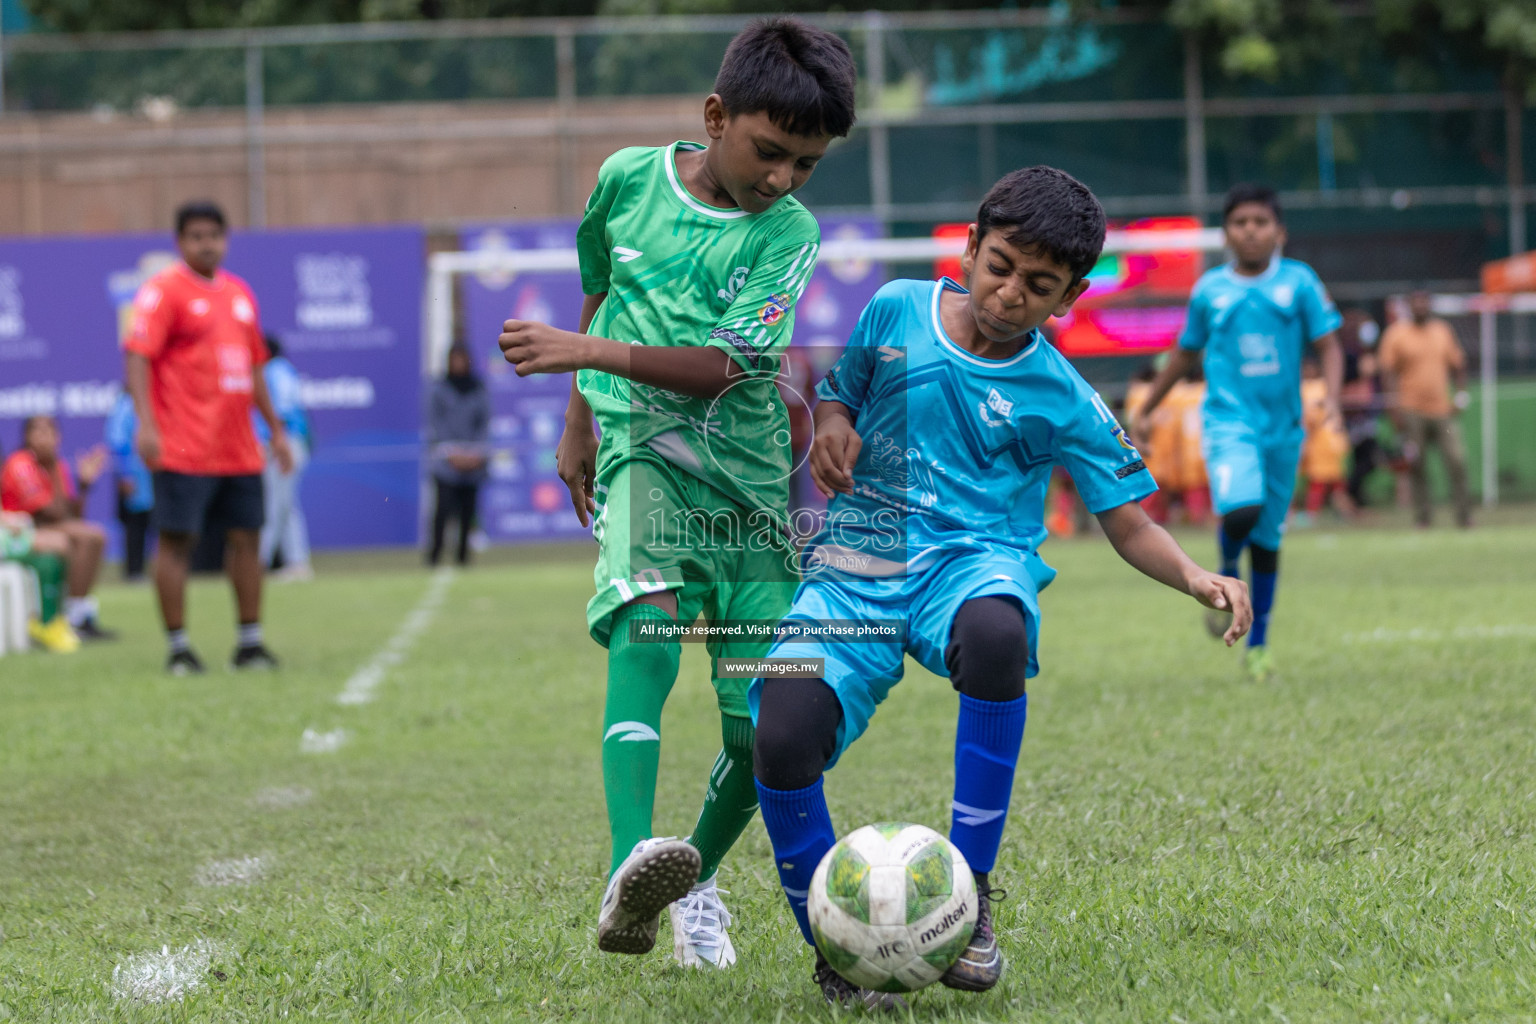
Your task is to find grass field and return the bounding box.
[3,517,1534,1022]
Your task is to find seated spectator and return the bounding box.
[0,416,118,640]
[0,509,77,653]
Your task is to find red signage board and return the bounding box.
[930,216,1206,357]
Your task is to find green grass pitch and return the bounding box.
[2,521,1533,1021]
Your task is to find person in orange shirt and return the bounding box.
[125,201,293,675]
[1299,360,1352,519]
[1377,289,1471,528]
[0,416,116,640]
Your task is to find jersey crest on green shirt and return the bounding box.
[574,141,821,521]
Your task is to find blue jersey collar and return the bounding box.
[929,278,1040,369]
[1220,253,1283,287]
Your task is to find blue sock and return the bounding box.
[1218,525,1245,578]
[756,776,835,947]
[950,692,1027,874]
[1249,570,1277,647]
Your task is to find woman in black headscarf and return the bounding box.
[426,343,491,566]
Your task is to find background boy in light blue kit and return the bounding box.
[750,167,1253,1009]
[1133,183,1343,682]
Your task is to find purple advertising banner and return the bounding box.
[459,215,885,543]
[0,226,424,551]
[460,220,591,544]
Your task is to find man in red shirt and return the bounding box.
[125,201,293,675]
[0,415,116,640]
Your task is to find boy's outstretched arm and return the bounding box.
[1129,347,1200,446]
[1315,330,1345,427]
[1095,500,1253,646]
[500,318,736,400]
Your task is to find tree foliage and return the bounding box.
[1114,0,1536,94]
[22,0,1002,33]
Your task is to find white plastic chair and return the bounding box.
[0,561,32,655]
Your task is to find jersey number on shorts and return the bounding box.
[1213,462,1233,499]
[610,568,669,602]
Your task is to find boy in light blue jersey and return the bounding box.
[750,167,1253,1008]
[1134,184,1343,683]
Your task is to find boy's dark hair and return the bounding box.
[264,333,284,360]
[176,200,226,236]
[975,166,1106,284]
[714,17,857,139]
[1222,183,1282,223]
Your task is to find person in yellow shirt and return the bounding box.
[1300,360,1352,520]
[1124,364,1177,523]
[1377,290,1471,527]
[1167,372,1210,525]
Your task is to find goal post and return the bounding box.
[423,227,1228,373]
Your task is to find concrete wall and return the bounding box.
[0,95,702,235]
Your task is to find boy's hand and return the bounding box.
[809,416,862,498]
[556,419,599,527]
[76,445,108,487]
[1186,570,1252,646]
[135,420,162,469]
[499,320,590,376]
[269,430,295,474]
[1323,399,1345,432]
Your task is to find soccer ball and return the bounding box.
[808,822,977,993]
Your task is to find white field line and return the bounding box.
[335,568,455,706]
[1342,624,1536,644]
[111,939,221,1004]
[252,785,312,809]
[299,727,349,753]
[195,856,267,887]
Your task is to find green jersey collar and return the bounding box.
[664,141,749,221]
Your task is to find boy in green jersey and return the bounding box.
[498,17,857,967]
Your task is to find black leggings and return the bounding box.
[754,596,1030,791]
[117,494,151,579]
[429,480,480,566]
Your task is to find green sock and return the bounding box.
[17,552,64,622]
[687,711,760,882]
[602,602,680,876]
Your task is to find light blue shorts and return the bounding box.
[1203,423,1301,551]
[747,547,1050,769]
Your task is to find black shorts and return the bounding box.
[153,471,264,536]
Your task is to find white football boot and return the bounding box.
[597,837,701,954]
[668,875,737,969]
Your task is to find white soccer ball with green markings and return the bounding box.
[807,822,978,993]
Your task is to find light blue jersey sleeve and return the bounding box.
[1178,278,1212,352]
[1297,264,1342,341]
[1053,393,1157,514]
[814,284,900,413]
[253,358,309,444]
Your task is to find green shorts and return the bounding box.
[588,448,798,718]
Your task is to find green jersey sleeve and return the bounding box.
[705,211,821,378]
[575,151,629,296]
